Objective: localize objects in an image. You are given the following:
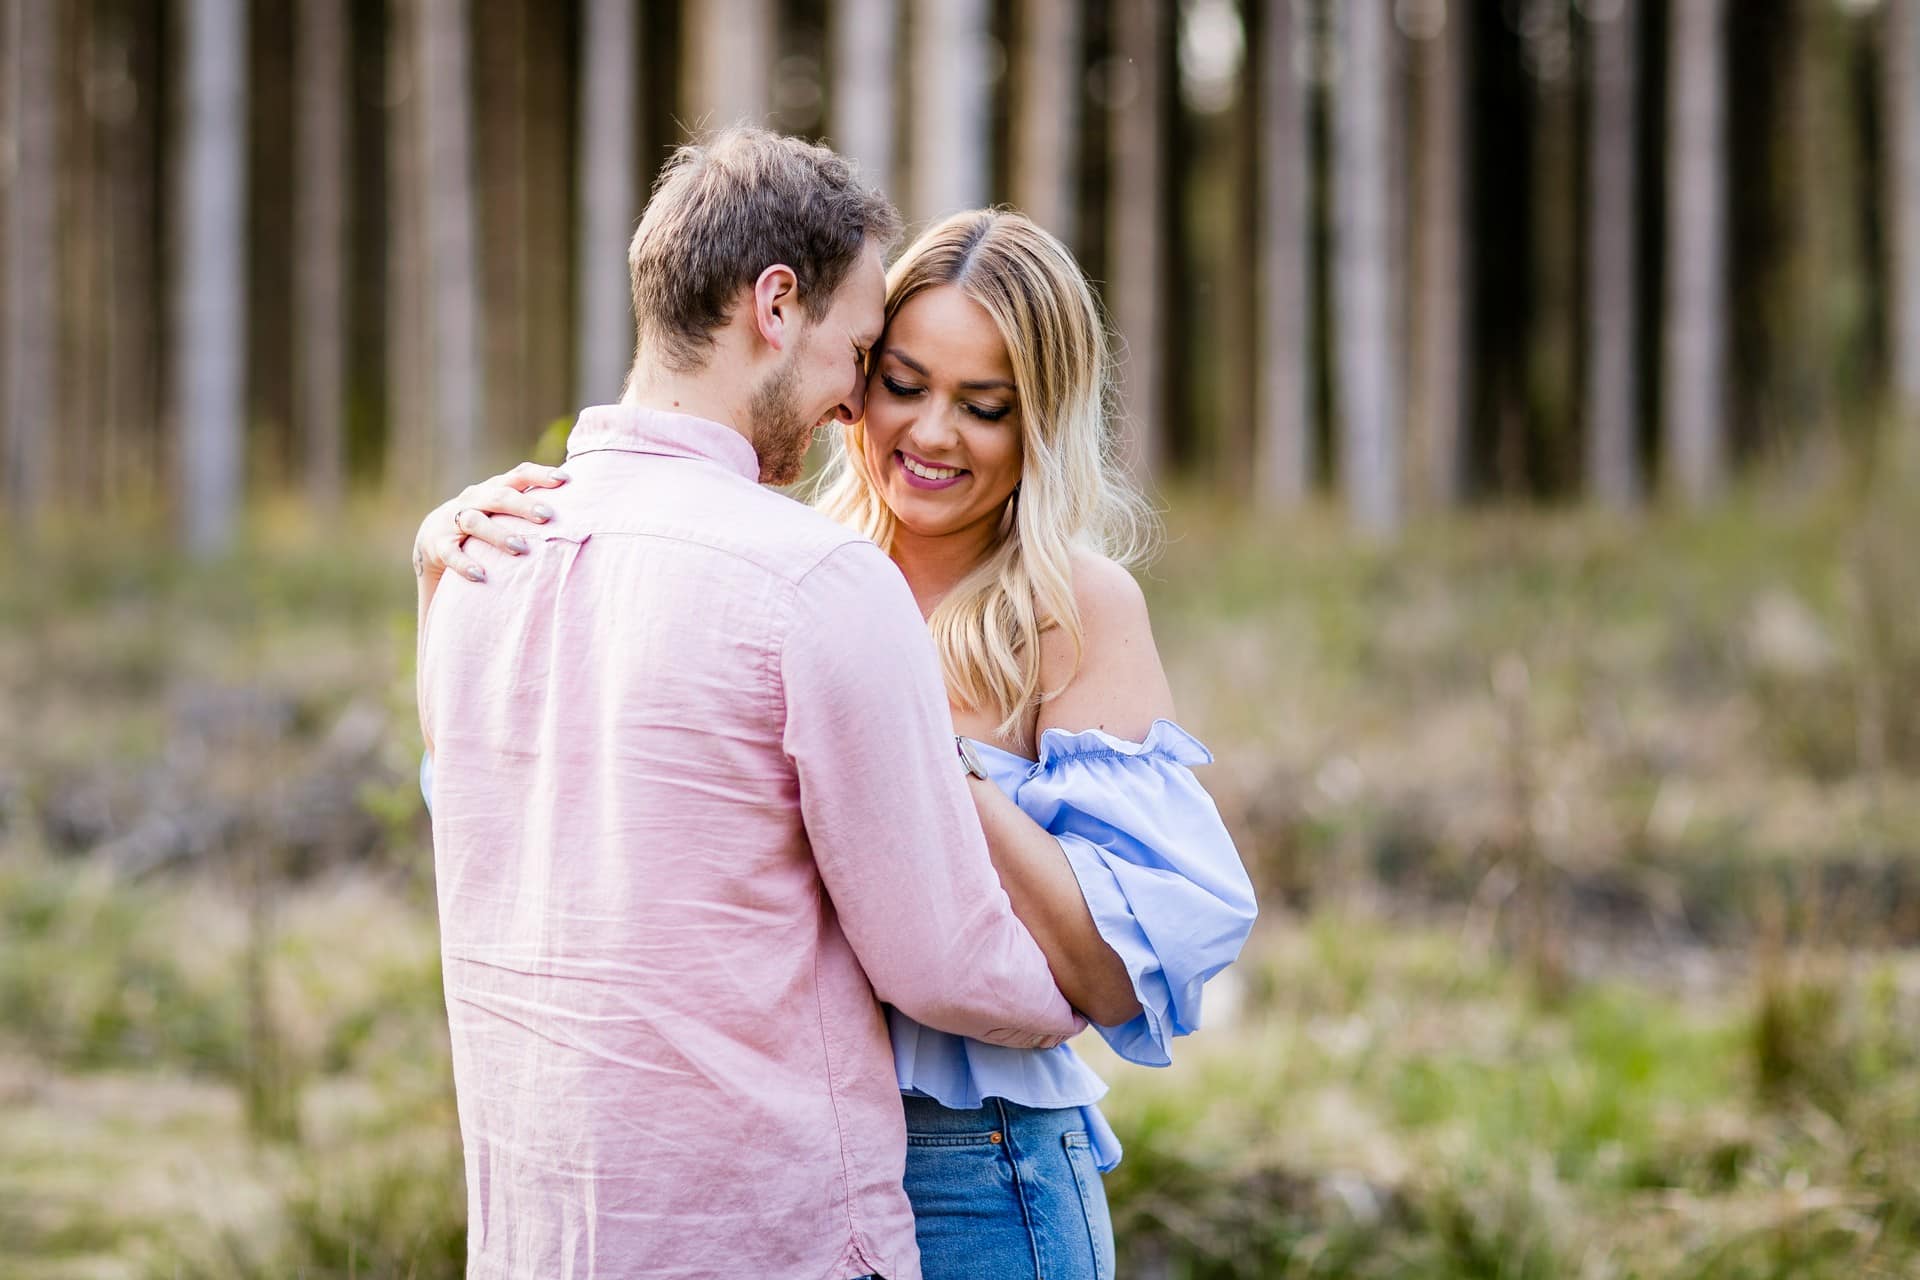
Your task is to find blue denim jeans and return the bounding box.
[902,1094,1116,1280]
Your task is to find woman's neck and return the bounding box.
[889,516,1002,618]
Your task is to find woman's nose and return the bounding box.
[908,403,961,452]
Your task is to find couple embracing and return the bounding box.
[414,126,1257,1280]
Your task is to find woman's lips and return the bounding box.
[895,450,968,491]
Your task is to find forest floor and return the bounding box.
[3,472,1918,1279]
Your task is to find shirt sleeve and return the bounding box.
[1013,719,1258,1066]
[781,541,1082,1049]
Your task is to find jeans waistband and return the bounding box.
[901,1093,1085,1139]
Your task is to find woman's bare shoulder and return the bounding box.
[1037,547,1174,738]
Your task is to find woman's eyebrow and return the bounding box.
[885,346,1015,393]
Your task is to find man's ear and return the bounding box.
[751,264,799,352]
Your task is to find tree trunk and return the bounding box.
[1332,0,1401,535]
[909,0,991,222]
[4,0,57,525]
[174,0,248,555]
[419,0,479,487]
[1662,0,1728,506]
[830,0,899,196]
[1253,0,1311,509]
[1888,0,1920,419]
[1409,0,1467,509]
[1107,0,1170,482]
[385,0,430,495]
[1585,0,1641,508]
[1526,0,1577,493]
[521,2,571,428]
[681,0,772,133]
[576,0,638,405]
[475,0,528,455]
[1013,0,1081,241]
[296,0,348,507]
[100,0,161,504]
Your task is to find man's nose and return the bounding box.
[834,375,866,425]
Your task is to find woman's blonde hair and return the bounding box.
[812,208,1156,738]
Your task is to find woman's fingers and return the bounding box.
[464,481,559,533]
[437,530,489,584]
[499,461,571,492]
[451,504,532,557]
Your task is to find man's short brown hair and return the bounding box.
[627,127,901,374]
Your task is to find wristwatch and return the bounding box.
[955,735,989,781]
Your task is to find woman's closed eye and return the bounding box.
[881,374,1011,422]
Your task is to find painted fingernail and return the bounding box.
[553,471,571,481]
[466,565,487,583]
[507,535,530,554]
[533,504,555,521]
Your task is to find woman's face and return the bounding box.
[860,285,1024,541]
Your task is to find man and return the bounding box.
[417,128,1080,1280]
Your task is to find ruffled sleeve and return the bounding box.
[1013,719,1258,1066]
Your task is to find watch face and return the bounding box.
[956,736,989,780]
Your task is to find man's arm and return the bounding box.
[782,542,1081,1047]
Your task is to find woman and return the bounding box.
[415,209,1256,1280]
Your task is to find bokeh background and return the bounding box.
[5,1,1920,1276]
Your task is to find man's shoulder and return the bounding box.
[574,460,876,587]
[709,483,880,586]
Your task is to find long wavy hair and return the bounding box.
[812,209,1155,738]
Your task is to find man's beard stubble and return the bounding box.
[747,354,814,486]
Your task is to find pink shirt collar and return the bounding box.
[565,403,761,482]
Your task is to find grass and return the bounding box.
[3,475,1919,1277]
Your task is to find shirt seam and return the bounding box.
[810,924,866,1265]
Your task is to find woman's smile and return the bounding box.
[897,448,970,489]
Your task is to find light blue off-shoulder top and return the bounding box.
[891,718,1258,1171]
[421,718,1256,1173]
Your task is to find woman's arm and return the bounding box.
[969,774,1143,1026]
[971,550,1177,1027]
[412,461,570,745]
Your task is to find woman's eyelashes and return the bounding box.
[879,374,1011,422]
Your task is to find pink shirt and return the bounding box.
[419,405,1079,1280]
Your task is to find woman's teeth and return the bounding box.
[901,454,963,481]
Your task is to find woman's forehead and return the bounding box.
[885,286,1013,377]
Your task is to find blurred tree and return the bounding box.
[683,0,773,129]
[1525,0,1577,493]
[1888,0,1920,422]
[1108,0,1171,481]
[4,0,56,525]
[1013,0,1082,243]
[1663,0,1728,506]
[420,0,480,487]
[1252,0,1311,509]
[386,0,432,494]
[830,0,900,197]
[576,0,638,405]
[909,0,991,221]
[97,0,161,504]
[1584,0,1642,508]
[1408,0,1467,509]
[296,0,349,508]
[175,0,248,554]
[59,2,103,507]
[1333,0,1402,534]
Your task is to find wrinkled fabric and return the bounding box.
[419,404,1079,1280]
[891,719,1258,1172]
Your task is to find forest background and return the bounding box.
[4,1,1920,1276]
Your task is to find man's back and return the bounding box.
[420,406,1076,1280]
